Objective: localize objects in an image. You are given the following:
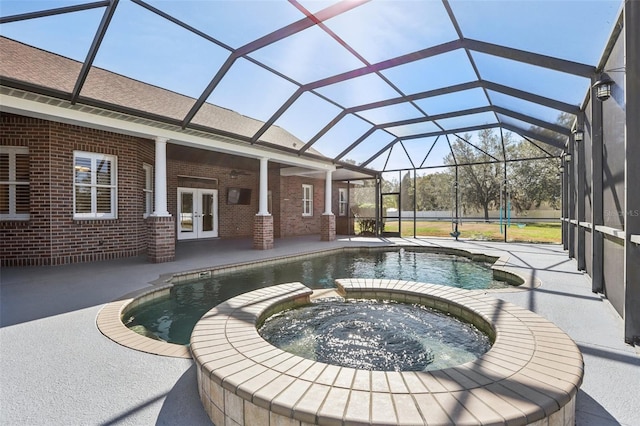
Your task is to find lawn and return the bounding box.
[371,220,562,243]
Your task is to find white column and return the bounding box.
[152,136,170,217]
[258,157,270,216]
[324,170,333,215]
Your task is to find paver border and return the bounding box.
[191,279,583,426]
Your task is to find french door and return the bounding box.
[177,188,218,240]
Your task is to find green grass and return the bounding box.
[374,220,561,243]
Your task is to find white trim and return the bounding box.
[177,187,218,240]
[1,90,337,172]
[143,163,153,218]
[594,225,625,240]
[302,184,313,217]
[0,146,30,220]
[73,151,117,219]
[258,157,270,216]
[324,170,332,215]
[152,137,170,217]
[339,188,347,216]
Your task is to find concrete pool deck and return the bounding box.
[1,236,639,425]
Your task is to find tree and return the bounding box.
[508,142,561,212]
[504,113,565,213]
[400,171,414,211]
[415,172,453,211]
[445,129,503,220]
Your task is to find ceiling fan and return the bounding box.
[229,169,251,179]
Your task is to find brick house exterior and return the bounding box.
[1,114,152,265]
[0,37,368,266]
[1,113,356,266]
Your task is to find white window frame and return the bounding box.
[73,151,117,219]
[143,163,153,218]
[0,146,30,221]
[302,184,313,217]
[338,188,347,216]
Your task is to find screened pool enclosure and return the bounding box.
[1,0,638,342]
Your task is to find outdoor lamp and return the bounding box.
[559,165,565,173]
[564,154,572,162]
[573,129,583,142]
[593,77,613,101]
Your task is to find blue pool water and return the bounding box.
[125,249,509,345]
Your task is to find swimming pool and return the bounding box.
[124,248,511,345]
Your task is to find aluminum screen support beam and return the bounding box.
[500,123,565,149]
[493,107,571,136]
[334,128,378,162]
[591,78,604,293]
[0,1,109,24]
[252,39,464,144]
[624,0,640,344]
[376,106,570,137]
[71,0,119,104]
[359,137,399,169]
[463,38,595,78]
[183,0,368,130]
[568,134,576,259]
[561,158,568,250]
[576,112,586,271]
[482,81,581,115]
[298,111,347,154]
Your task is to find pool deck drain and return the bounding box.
[191,279,583,426]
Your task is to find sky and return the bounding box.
[0,0,623,171]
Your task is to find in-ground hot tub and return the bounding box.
[191,279,583,426]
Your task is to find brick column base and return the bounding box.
[147,216,175,263]
[321,214,336,241]
[254,215,274,250]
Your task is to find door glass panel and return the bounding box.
[180,192,194,233]
[381,193,400,234]
[202,193,213,232]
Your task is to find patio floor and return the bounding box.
[1,235,638,425]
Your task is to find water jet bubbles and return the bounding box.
[259,299,489,371]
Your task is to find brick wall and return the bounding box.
[1,112,334,265]
[1,114,51,265]
[1,113,151,266]
[279,175,326,237]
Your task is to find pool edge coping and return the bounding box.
[95,244,538,359]
[191,279,583,426]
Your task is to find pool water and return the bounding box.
[259,298,492,372]
[125,249,509,345]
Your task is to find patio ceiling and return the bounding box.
[0,0,623,174]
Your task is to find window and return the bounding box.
[143,163,153,217]
[0,146,29,220]
[339,188,347,216]
[302,184,313,216]
[74,151,117,219]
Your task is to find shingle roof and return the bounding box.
[0,36,319,156]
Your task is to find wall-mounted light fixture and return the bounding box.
[573,128,584,143]
[559,165,565,173]
[564,154,572,162]
[593,77,613,101]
